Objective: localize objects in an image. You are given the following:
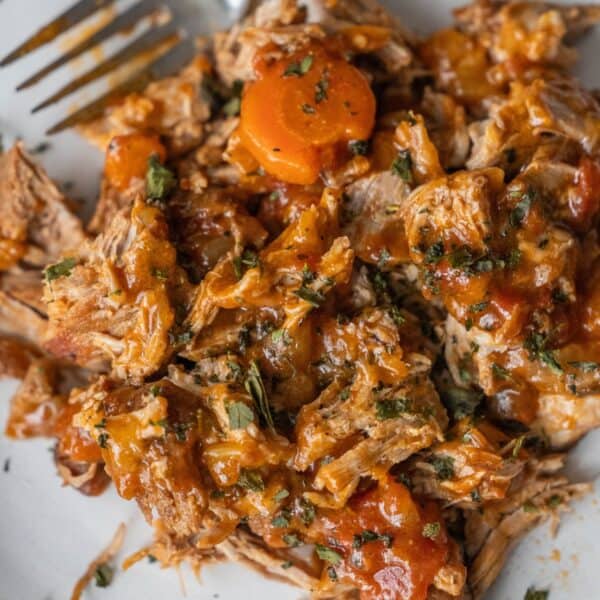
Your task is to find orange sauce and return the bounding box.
[104,133,166,191]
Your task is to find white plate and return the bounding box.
[0,1,599,599]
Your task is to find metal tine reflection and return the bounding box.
[46,37,194,135]
[17,0,165,91]
[31,16,178,114]
[0,0,116,67]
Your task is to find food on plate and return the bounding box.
[3,0,600,598]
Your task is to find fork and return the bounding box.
[0,0,248,136]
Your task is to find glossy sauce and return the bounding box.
[312,477,449,600]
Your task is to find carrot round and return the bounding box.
[239,43,376,184]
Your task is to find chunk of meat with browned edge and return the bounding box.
[464,454,589,599]
[294,309,447,506]
[78,57,212,157]
[185,188,353,338]
[74,373,291,539]
[169,186,268,283]
[43,198,191,380]
[0,143,87,377]
[0,143,86,269]
[5,358,109,495]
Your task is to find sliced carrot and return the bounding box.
[239,43,376,184]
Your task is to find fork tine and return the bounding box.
[46,38,194,135]
[0,0,116,67]
[17,0,167,91]
[31,25,180,114]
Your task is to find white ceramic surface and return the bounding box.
[0,1,599,599]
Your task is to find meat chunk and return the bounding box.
[342,170,411,266]
[0,143,86,269]
[468,77,600,169]
[43,198,190,380]
[169,187,268,282]
[464,454,590,599]
[78,57,212,156]
[455,1,600,67]
[186,188,353,337]
[294,308,447,505]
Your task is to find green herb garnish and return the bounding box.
[226,401,254,430]
[94,563,114,588]
[391,150,413,183]
[315,544,342,565]
[429,455,455,480]
[375,397,411,420]
[245,361,275,431]
[422,522,441,539]
[45,257,77,282]
[238,469,265,492]
[146,155,176,201]
[284,55,314,77]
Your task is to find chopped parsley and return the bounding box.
[151,267,168,281]
[375,397,411,420]
[233,249,260,280]
[353,530,393,549]
[295,285,326,307]
[524,588,549,600]
[237,469,265,492]
[469,301,489,313]
[377,248,391,269]
[315,544,342,565]
[508,189,533,228]
[298,498,316,525]
[301,103,316,114]
[568,361,599,372]
[271,329,291,345]
[226,401,254,430]
[422,522,441,539]
[45,257,77,282]
[283,55,314,77]
[389,305,406,327]
[281,560,293,569]
[283,533,301,547]
[245,361,275,431]
[424,241,445,264]
[429,455,455,480]
[146,155,176,201]
[271,509,291,528]
[315,73,329,103]
[442,386,481,420]
[492,363,510,380]
[524,332,563,374]
[349,140,369,156]
[94,563,114,588]
[98,432,109,449]
[273,489,290,503]
[222,79,243,117]
[391,150,413,183]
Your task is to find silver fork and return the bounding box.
[0,0,248,135]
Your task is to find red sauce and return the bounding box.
[312,476,449,600]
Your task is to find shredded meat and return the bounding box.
[3,1,600,599]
